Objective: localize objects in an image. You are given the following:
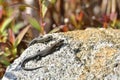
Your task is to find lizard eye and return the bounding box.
[48,36,53,39]
[59,39,64,43]
[38,50,40,52]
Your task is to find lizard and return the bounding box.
[28,35,53,46]
[21,39,64,71]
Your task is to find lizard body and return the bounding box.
[28,35,53,46]
[21,39,64,71]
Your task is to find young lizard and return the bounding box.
[28,35,53,46]
[21,39,64,71]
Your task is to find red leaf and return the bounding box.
[8,29,15,45]
[76,12,84,21]
[110,12,117,21]
[0,42,10,51]
[0,7,3,19]
[103,15,110,22]
[60,25,69,32]
[102,15,109,28]
[40,22,46,34]
[103,22,108,28]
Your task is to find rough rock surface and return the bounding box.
[2,28,120,80]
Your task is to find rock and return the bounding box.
[2,28,120,80]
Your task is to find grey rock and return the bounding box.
[2,33,81,80]
[2,28,120,80]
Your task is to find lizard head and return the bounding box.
[54,39,64,48]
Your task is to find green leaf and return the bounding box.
[1,30,7,37]
[0,0,4,4]
[3,52,10,57]
[70,14,78,28]
[27,15,41,32]
[116,21,120,29]
[12,47,17,56]
[49,0,56,4]
[15,25,30,46]
[0,17,14,33]
[0,55,10,66]
[19,3,37,11]
[13,22,25,34]
[0,60,10,66]
[42,0,50,18]
[49,27,61,33]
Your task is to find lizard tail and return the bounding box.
[22,66,43,71]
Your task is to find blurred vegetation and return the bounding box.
[0,0,120,78]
